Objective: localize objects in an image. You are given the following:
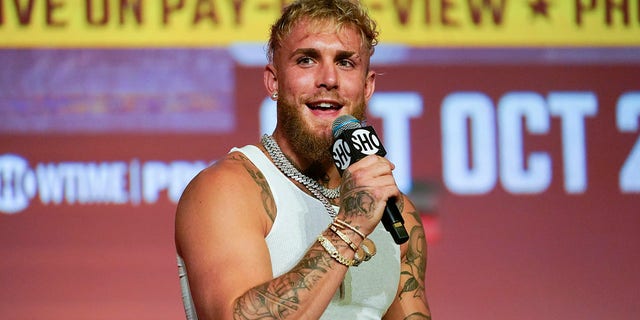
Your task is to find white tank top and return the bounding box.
[178,145,401,319]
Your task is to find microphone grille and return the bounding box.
[332,115,362,138]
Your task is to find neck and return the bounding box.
[302,160,337,188]
[270,132,341,189]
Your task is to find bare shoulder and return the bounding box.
[176,151,254,213]
[204,151,260,188]
[175,148,276,250]
[188,149,262,190]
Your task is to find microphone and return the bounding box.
[331,115,409,245]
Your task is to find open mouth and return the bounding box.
[307,102,342,111]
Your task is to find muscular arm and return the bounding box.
[383,196,432,320]
[233,240,342,319]
[175,152,357,319]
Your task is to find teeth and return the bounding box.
[316,103,334,109]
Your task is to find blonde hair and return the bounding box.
[267,0,379,63]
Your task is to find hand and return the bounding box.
[337,155,399,236]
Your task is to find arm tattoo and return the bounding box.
[229,153,277,222]
[233,245,336,319]
[340,171,376,219]
[398,210,427,301]
[341,190,376,219]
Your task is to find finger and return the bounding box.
[345,155,394,179]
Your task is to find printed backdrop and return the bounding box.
[1,1,639,319]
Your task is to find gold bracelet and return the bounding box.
[317,235,354,267]
[329,224,359,252]
[332,219,366,240]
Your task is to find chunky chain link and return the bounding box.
[261,134,339,218]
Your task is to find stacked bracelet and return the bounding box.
[329,224,359,251]
[325,219,377,267]
[317,235,354,267]
[333,218,366,240]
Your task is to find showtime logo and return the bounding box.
[0,154,207,214]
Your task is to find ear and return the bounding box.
[264,64,278,97]
[364,70,376,103]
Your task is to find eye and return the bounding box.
[297,56,315,66]
[337,59,355,68]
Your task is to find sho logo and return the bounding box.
[0,154,37,214]
[350,128,382,155]
[332,138,352,171]
[332,127,387,174]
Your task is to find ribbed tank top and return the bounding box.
[178,145,401,319]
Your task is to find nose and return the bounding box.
[317,63,338,90]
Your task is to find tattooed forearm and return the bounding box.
[232,245,336,319]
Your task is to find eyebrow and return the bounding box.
[291,48,320,60]
[291,48,359,61]
[336,50,359,61]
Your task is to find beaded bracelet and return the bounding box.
[317,235,354,267]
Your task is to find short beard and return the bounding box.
[279,106,333,166]
[277,102,366,175]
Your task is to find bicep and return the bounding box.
[175,164,274,319]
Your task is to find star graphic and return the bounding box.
[529,0,551,19]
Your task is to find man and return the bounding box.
[175,0,432,319]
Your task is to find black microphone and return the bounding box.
[331,115,409,245]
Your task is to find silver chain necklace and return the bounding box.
[261,134,339,218]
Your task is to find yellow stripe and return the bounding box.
[0,0,638,47]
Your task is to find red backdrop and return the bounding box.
[1,49,639,319]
